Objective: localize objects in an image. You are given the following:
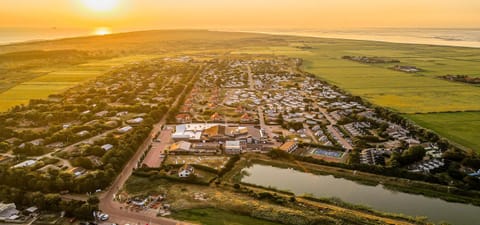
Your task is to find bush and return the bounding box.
[267,149,294,160]
[293,154,447,185]
[191,164,219,174]
[218,155,240,177]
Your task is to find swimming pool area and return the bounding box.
[311,148,343,158]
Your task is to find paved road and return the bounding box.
[319,108,353,150]
[248,63,280,147]
[99,66,203,225]
[257,107,274,144]
[247,64,254,90]
[303,123,319,144]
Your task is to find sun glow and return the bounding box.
[82,0,118,12]
[93,27,112,36]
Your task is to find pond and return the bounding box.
[241,164,480,225]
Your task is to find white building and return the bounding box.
[101,144,113,151]
[127,117,144,124]
[172,123,218,141]
[12,160,37,168]
[178,164,195,178]
[117,126,133,133]
[0,203,19,220]
[225,140,242,154]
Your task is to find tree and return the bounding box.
[443,148,467,162]
[71,157,94,170]
[397,146,425,166]
[347,149,360,164]
[0,142,10,152]
[87,196,100,205]
[73,203,95,220]
[448,162,465,180]
[277,113,284,125]
[462,157,480,170]
[44,194,62,211]
[386,152,401,167]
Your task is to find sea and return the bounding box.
[1,27,480,48]
[0,27,93,45]
[247,28,480,48]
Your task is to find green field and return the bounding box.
[406,112,480,151]
[172,208,282,225]
[0,55,159,111]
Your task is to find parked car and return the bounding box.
[98,213,109,221]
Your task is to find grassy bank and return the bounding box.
[171,208,283,225]
[234,154,480,206]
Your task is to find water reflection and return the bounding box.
[241,164,480,225]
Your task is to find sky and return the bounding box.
[1,0,480,31]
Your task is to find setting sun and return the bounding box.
[82,0,118,12]
[93,27,112,35]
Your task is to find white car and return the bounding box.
[98,213,109,221]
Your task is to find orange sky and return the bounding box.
[1,0,479,31]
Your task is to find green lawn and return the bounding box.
[406,112,480,152]
[172,208,283,225]
[124,175,166,194]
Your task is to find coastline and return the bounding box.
[2,28,480,49]
[226,29,480,49]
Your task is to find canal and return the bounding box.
[241,164,480,225]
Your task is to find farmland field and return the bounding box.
[0,54,160,111]
[405,112,480,152]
